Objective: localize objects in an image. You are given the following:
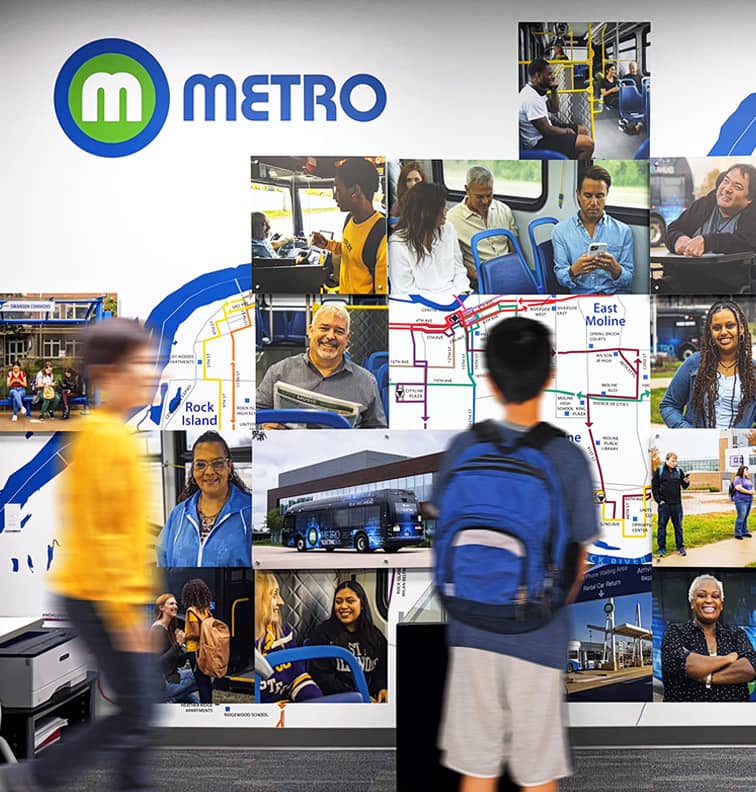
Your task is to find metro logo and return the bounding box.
[54,39,169,157]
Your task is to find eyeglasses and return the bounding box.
[193,458,229,473]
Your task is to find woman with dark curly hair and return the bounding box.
[308,580,388,702]
[182,578,214,703]
[156,430,252,567]
[660,300,756,428]
[389,181,470,296]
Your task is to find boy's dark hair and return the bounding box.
[335,158,379,201]
[485,317,552,403]
[578,165,612,191]
[81,318,151,367]
[182,578,212,610]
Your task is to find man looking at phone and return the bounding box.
[552,165,635,294]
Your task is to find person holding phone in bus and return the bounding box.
[660,300,756,428]
[255,571,323,703]
[309,580,389,703]
[552,165,635,294]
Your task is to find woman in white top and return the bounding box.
[389,182,470,298]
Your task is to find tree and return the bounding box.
[650,446,661,473]
[696,169,720,199]
[265,508,283,534]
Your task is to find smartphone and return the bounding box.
[587,241,608,255]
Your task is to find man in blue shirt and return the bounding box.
[552,165,635,294]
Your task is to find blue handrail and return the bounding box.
[255,645,371,703]
[256,408,351,428]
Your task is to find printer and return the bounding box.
[0,624,88,709]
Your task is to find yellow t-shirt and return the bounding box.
[51,409,157,630]
[327,211,387,294]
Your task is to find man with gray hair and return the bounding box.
[256,303,387,428]
[660,572,756,701]
[446,165,520,290]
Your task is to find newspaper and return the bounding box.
[272,381,362,427]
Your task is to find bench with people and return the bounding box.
[2,361,86,423]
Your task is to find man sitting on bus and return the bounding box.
[309,159,387,294]
[256,303,387,429]
[552,165,635,294]
[518,58,595,160]
[446,165,521,290]
[665,164,756,257]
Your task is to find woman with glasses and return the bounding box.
[156,431,253,566]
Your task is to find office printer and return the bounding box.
[0,622,88,709]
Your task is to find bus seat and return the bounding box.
[634,138,650,160]
[619,79,645,124]
[519,149,568,160]
[256,408,351,428]
[374,362,389,421]
[471,228,541,294]
[526,217,569,294]
[255,645,371,704]
[255,303,270,350]
[364,351,388,376]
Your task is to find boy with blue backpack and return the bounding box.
[432,316,600,792]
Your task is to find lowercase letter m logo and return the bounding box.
[54,38,169,157]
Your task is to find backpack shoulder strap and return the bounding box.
[342,213,352,230]
[471,419,503,444]
[514,422,566,450]
[360,213,385,290]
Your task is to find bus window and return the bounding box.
[439,160,544,204]
[597,160,649,210]
[297,184,346,242]
[334,507,350,529]
[251,183,292,240]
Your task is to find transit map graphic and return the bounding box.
[133,265,254,432]
[389,294,651,565]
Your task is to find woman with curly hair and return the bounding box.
[389,160,426,223]
[182,578,215,703]
[388,181,470,297]
[661,300,756,428]
[156,430,252,567]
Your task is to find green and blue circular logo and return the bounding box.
[54,38,169,157]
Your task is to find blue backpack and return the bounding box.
[434,421,576,634]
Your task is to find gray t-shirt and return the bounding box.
[256,352,387,428]
[697,206,741,237]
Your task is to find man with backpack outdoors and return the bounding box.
[432,316,600,792]
[651,451,690,560]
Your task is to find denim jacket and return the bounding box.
[660,352,756,428]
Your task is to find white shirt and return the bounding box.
[388,222,470,298]
[519,83,548,148]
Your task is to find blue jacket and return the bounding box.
[660,352,756,428]
[156,483,252,567]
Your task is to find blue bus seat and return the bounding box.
[526,217,570,294]
[363,351,388,375]
[471,228,541,294]
[519,149,568,160]
[619,79,645,125]
[634,138,650,160]
[255,303,270,350]
[256,408,351,428]
[255,645,371,704]
[374,362,389,421]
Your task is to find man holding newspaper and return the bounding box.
[256,303,387,429]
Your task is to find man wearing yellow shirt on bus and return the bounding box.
[310,158,387,295]
[1,319,161,792]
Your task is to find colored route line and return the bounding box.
[709,94,756,155]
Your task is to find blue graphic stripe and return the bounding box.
[0,433,69,535]
[709,94,756,155]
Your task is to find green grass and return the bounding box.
[651,358,683,378]
[651,387,665,424]
[651,511,739,552]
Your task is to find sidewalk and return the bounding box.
[656,536,756,567]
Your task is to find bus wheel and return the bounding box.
[355,533,371,553]
[649,216,665,247]
[295,536,307,552]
